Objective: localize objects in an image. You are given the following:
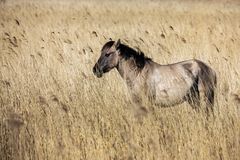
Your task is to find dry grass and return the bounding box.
[0,0,240,159]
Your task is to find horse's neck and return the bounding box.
[116,58,140,85]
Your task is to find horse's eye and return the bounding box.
[105,52,113,57]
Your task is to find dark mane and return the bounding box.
[101,41,152,69]
[118,43,152,69]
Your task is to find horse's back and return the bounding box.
[150,59,201,80]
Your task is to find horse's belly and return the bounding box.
[154,86,189,106]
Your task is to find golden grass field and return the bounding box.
[0,0,240,159]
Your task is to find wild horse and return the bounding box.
[93,39,217,117]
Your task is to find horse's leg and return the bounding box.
[186,88,200,111]
[131,94,148,120]
[199,77,216,118]
[205,88,215,118]
[147,85,157,112]
[185,78,200,111]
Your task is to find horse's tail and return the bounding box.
[196,60,217,113]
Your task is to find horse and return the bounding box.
[93,39,217,118]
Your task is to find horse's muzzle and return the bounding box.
[93,64,103,78]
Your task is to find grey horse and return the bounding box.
[93,39,217,117]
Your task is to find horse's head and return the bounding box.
[93,39,121,78]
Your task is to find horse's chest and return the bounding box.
[127,77,148,97]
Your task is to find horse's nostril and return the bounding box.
[93,64,103,78]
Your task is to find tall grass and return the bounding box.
[0,0,240,159]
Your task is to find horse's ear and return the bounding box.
[114,39,121,48]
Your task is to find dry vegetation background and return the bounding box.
[0,0,240,159]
